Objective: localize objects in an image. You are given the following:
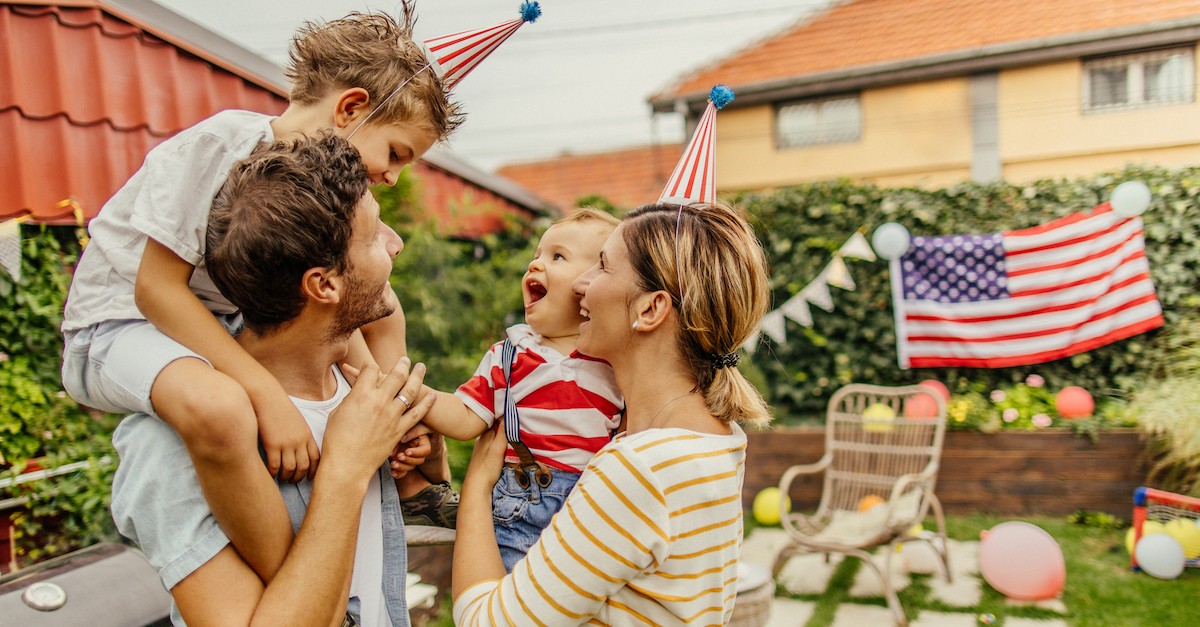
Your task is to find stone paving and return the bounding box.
[738,528,1070,627]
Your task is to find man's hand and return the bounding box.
[323,358,433,482]
[251,379,320,483]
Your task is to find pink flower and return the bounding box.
[55,391,67,399]
[1032,413,1052,428]
[0,352,8,362]
[1025,374,1045,388]
[990,390,1006,402]
[1002,408,1019,422]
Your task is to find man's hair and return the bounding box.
[207,133,369,334]
[286,4,464,140]
[555,207,620,229]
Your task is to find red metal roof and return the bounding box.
[496,143,685,212]
[657,0,1200,102]
[0,2,287,224]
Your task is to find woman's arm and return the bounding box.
[452,435,669,626]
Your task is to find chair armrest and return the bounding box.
[884,460,940,524]
[778,454,832,494]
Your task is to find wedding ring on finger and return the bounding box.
[396,393,411,410]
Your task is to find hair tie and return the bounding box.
[710,351,739,370]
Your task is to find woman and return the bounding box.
[452,201,771,626]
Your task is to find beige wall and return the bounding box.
[717,57,1200,192]
[718,78,973,191]
[999,59,1200,180]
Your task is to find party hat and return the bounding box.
[424,1,542,90]
[659,84,734,205]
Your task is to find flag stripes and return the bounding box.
[894,204,1163,368]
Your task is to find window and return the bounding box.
[1083,47,1194,113]
[775,95,861,147]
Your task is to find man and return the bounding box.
[111,133,436,626]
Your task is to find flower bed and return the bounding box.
[743,427,1145,517]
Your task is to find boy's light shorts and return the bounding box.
[61,315,242,415]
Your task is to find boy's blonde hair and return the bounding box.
[620,202,771,427]
[555,207,620,229]
[286,4,464,140]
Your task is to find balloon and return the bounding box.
[1124,520,1166,555]
[978,521,1065,600]
[918,379,950,401]
[862,402,897,433]
[858,494,886,512]
[1055,386,1094,419]
[1164,518,1200,559]
[871,222,911,260]
[1135,534,1186,579]
[752,487,790,526]
[1110,181,1151,217]
[904,392,940,420]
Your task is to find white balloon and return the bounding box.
[1135,533,1186,579]
[1110,181,1151,217]
[871,222,912,260]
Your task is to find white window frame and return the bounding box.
[1082,46,1195,113]
[774,94,862,148]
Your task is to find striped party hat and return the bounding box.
[424,1,542,90]
[659,84,734,205]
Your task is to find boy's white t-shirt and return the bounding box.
[292,368,391,627]
[62,110,275,333]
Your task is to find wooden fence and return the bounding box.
[743,427,1147,517]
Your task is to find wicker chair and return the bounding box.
[773,383,950,626]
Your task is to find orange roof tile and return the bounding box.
[0,2,287,224]
[659,0,1200,101]
[496,144,685,212]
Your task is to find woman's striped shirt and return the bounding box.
[454,424,748,626]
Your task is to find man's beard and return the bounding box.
[326,271,396,342]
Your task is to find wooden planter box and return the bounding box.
[744,427,1147,517]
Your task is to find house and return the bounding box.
[647,0,1200,190]
[0,0,548,232]
[496,143,684,212]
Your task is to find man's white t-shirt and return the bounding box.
[292,368,391,627]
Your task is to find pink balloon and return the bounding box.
[979,522,1065,600]
[904,392,940,420]
[1055,386,1094,419]
[918,379,950,401]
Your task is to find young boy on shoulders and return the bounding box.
[418,208,623,570]
[62,5,462,582]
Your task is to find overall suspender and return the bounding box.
[501,339,553,489]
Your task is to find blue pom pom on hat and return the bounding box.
[659,84,735,205]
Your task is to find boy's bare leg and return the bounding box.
[151,358,293,583]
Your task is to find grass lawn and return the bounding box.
[777,513,1200,626]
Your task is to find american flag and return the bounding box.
[891,204,1163,368]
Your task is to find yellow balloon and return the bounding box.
[1164,518,1200,560]
[753,487,791,526]
[1125,520,1166,555]
[862,402,896,433]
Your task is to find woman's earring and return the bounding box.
[631,321,639,330]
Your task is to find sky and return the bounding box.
[154,0,832,171]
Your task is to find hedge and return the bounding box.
[738,164,1200,423]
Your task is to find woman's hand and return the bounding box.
[462,422,507,495]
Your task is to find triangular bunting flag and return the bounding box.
[825,257,856,291]
[423,1,541,90]
[760,310,786,344]
[802,280,834,312]
[840,231,877,261]
[778,293,813,327]
[0,218,21,282]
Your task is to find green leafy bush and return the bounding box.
[0,226,119,563]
